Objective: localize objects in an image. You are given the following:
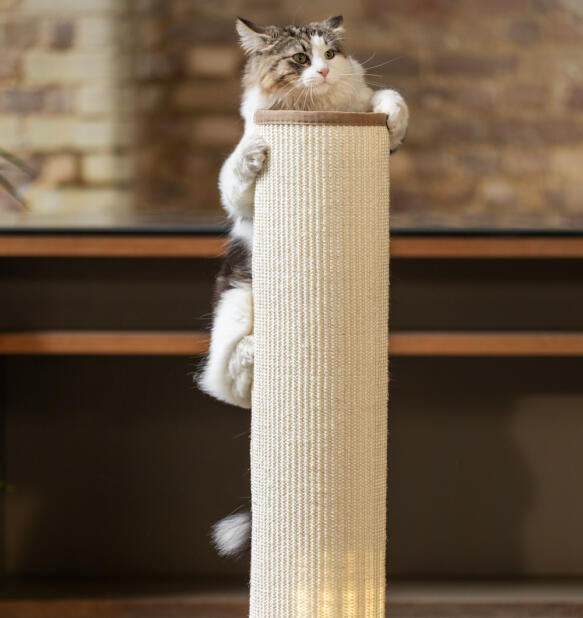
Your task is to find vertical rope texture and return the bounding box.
[251,117,390,617]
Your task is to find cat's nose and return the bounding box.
[318,68,329,79]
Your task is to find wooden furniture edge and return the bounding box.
[1,331,583,356]
[1,235,583,258]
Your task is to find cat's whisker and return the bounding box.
[361,56,405,71]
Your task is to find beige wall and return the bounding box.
[1,0,582,228]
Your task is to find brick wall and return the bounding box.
[1,0,582,228]
[0,0,134,216]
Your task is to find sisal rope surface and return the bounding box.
[251,114,390,617]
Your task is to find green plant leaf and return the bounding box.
[0,172,23,204]
[0,148,33,175]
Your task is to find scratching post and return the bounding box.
[251,110,390,617]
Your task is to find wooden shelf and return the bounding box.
[1,578,583,617]
[0,235,227,258]
[0,331,209,355]
[1,331,583,356]
[390,236,583,259]
[2,234,583,259]
[390,332,583,356]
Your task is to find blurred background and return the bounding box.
[1,0,582,228]
[2,2,583,617]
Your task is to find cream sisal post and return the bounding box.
[251,110,390,617]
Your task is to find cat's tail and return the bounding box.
[212,511,251,557]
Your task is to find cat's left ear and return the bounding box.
[321,15,344,32]
[236,17,270,54]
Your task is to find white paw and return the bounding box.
[372,89,409,152]
[239,135,268,179]
[227,334,254,408]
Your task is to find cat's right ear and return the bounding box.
[236,17,269,54]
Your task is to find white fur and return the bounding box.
[230,216,254,250]
[198,283,254,409]
[218,132,268,221]
[212,511,251,556]
[371,88,409,151]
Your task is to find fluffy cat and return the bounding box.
[198,15,408,556]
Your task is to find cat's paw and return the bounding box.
[372,89,409,153]
[239,135,268,180]
[227,334,254,408]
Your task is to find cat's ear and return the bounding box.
[236,17,269,54]
[321,15,344,32]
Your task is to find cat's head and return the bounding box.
[236,16,359,110]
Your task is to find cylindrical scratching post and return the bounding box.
[251,110,390,617]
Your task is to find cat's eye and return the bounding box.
[325,49,335,59]
[293,52,308,65]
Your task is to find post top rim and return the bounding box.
[254,110,388,127]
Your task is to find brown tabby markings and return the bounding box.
[242,22,344,94]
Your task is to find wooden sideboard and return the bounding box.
[1,218,583,616]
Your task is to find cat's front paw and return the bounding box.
[227,334,254,408]
[372,89,409,153]
[239,135,268,180]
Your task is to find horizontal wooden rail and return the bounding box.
[1,235,583,258]
[1,331,583,356]
[390,332,583,356]
[0,331,209,355]
[0,235,227,258]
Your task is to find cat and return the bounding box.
[198,15,409,557]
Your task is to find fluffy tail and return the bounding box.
[212,511,251,557]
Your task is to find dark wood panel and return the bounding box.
[0,258,219,332]
[2,579,583,617]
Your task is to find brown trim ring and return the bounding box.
[254,110,388,127]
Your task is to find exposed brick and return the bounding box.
[1,88,44,113]
[0,116,22,149]
[0,52,20,79]
[502,149,548,176]
[0,19,38,48]
[459,151,500,175]
[193,115,242,148]
[550,148,583,179]
[435,120,487,144]
[187,46,240,78]
[172,82,240,111]
[76,15,128,47]
[490,118,583,145]
[135,52,183,80]
[433,54,518,76]
[22,117,79,149]
[45,87,74,113]
[169,20,236,45]
[77,82,131,115]
[413,151,452,177]
[48,20,74,48]
[567,86,583,109]
[462,0,531,12]
[82,153,133,183]
[24,50,123,84]
[548,18,583,44]
[508,20,540,45]
[40,152,79,184]
[503,83,549,110]
[75,120,133,149]
[456,84,497,111]
[21,0,128,12]
[479,179,517,208]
